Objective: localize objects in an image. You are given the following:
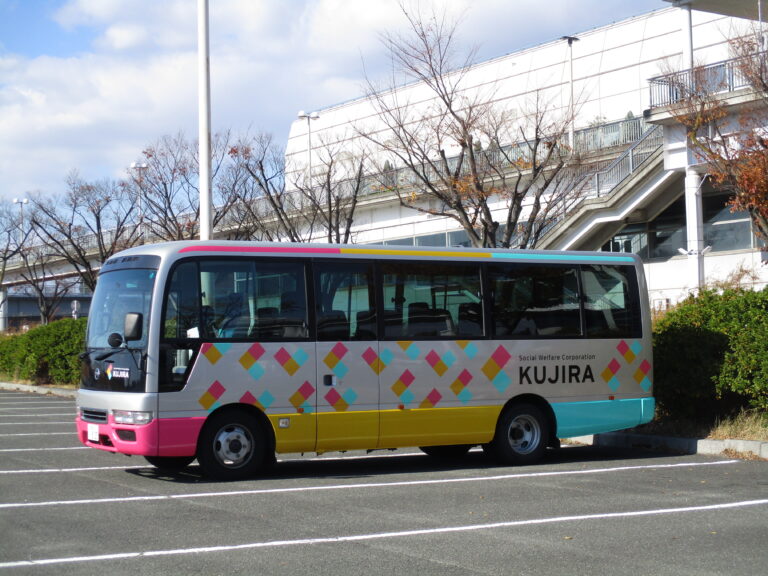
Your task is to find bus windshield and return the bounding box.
[87,269,156,349]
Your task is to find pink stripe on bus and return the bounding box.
[178,245,342,254]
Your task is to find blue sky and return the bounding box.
[0,0,666,199]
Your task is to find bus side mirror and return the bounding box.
[124,313,143,342]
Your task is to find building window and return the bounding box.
[603,192,754,260]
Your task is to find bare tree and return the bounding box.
[134,131,239,241]
[28,172,140,292]
[16,243,76,325]
[661,30,768,239]
[226,132,307,242]
[289,132,370,244]
[360,4,583,248]
[0,201,25,323]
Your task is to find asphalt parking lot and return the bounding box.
[1,390,767,576]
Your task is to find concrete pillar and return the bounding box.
[680,3,705,290]
[680,3,693,70]
[685,168,706,290]
[0,288,7,333]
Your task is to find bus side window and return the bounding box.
[581,265,642,338]
[379,261,482,339]
[490,264,581,338]
[252,261,308,340]
[314,261,375,341]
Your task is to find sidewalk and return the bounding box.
[0,381,76,398]
[3,381,766,460]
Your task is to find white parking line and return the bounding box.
[0,422,73,426]
[0,465,151,475]
[0,412,74,416]
[0,407,75,412]
[0,460,738,510]
[0,447,86,453]
[0,401,72,405]
[1,498,765,569]
[0,432,73,437]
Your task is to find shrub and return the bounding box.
[653,288,768,419]
[0,318,86,386]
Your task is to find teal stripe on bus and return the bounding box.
[490,253,636,263]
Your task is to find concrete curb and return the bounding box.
[0,381,76,398]
[3,382,766,460]
[571,432,768,460]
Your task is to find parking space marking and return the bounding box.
[1,498,765,569]
[0,446,86,453]
[0,407,75,412]
[0,465,151,475]
[0,422,73,426]
[0,400,73,405]
[0,412,74,416]
[0,460,738,510]
[0,432,73,437]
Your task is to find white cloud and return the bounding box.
[0,0,664,199]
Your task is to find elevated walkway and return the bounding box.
[537,126,677,251]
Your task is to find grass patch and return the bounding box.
[709,410,768,442]
[632,409,768,441]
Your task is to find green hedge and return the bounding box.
[653,288,768,419]
[0,318,86,386]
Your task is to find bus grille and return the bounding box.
[81,408,108,423]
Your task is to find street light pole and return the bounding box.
[198,0,212,241]
[12,197,28,246]
[561,35,579,151]
[130,162,148,241]
[297,110,320,184]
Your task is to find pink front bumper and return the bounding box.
[76,416,205,457]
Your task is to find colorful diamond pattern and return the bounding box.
[457,340,478,359]
[324,342,350,379]
[391,369,416,405]
[362,346,392,374]
[239,390,274,410]
[419,388,442,409]
[275,347,308,376]
[289,381,316,413]
[239,343,265,370]
[425,349,456,377]
[634,359,652,391]
[601,357,622,391]
[199,380,225,410]
[201,343,231,365]
[482,345,512,392]
[324,387,358,412]
[450,369,474,403]
[398,341,421,360]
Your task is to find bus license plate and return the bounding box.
[87,424,100,442]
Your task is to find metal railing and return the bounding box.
[538,124,663,241]
[649,52,765,109]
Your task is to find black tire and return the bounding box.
[144,455,195,471]
[484,403,549,465]
[420,445,472,459]
[197,409,266,481]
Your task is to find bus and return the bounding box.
[76,241,654,480]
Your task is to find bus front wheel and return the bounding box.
[197,409,265,481]
[485,403,549,465]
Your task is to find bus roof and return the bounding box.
[105,240,640,267]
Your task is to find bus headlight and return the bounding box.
[112,410,153,425]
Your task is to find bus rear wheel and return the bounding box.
[485,403,549,465]
[144,455,195,472]
[197,409,265,481]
